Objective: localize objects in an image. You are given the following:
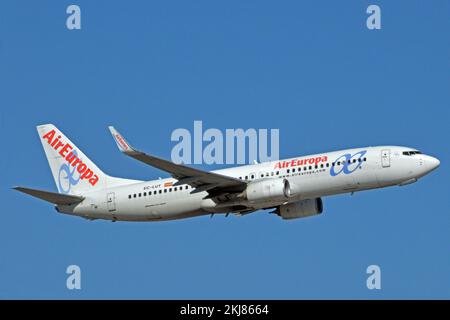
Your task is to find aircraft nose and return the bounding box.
[429,156,440,170]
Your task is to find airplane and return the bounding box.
[14,124,440,222]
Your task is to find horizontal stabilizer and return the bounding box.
[13,187,84,205]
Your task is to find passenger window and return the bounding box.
[169,188,172,192]
[292,168,296,173]
[271,172,274,176]
[309,166,312,170]
[185,185,189,190]
[159,190,162,194]
[326,163,329,167]
[315,165,318,169]
[245,176,248,180]
[143,192,147,196]
[128,195,131,199]
[133,194,136,198]
[276,171,280,175]
[364,157,367,162]
[337,161,341,165]
[154,191,157,195]
[139,193,142,197]
[320,164,324,168]
[164,189,167,193]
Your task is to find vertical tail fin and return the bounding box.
[37,124,107,194]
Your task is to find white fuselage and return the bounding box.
[57,146,439,221]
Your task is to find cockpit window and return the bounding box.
[403,151,422,156]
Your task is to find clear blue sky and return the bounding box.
[0,1,449,299]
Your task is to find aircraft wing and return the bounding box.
[108,126,247,196]
[13,187,84,205]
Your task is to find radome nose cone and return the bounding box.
[428,156,440,171]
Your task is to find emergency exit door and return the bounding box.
[381,149,390,168]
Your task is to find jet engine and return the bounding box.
[245,178,291,203]
[274,198,323,220]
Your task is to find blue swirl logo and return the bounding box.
[330,150,367,176]
[58,150,80,194]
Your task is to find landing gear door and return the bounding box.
[107,192,116,212]
[381,149,390,168]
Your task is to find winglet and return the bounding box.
[108,126,135,154]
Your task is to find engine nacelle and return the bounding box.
[275,198,323,220]
[245,178,291,203]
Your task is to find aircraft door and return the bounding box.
[107,192,116,212]
[381,149,390,168]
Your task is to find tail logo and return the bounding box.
[330,150,367,176]
[58,150,81,194]
[42,129,99,193]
